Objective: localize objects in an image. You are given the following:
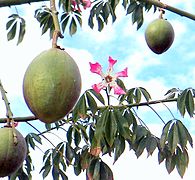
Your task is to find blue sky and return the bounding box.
[0,0,195,179]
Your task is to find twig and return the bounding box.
[0,80,18,144]
[0,98,178,123]
[50,0,63,48]
[138,0,195,21]
[26,121,56,147]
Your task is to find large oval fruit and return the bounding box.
[23,48,82,123]
[145,19,174,54]
[0,127,27,177]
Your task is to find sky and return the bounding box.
[0,0,195,179]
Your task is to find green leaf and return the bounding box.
[115,110,131,140]
[176,120,188,149]
[102,2,110,23]
[72,94,87,121]
[59,169,68,180]
[69,17,77,36]
[177,89,188,117]
[168,122,179,154]
[74,153,82,176]
[177,120,193,148]
[160,120,173,150]
[94,109,109,141]
[165,155,176,174]
[7,22,17,41]
[61,13,70,33]
[126,0,137,15]
[93,160,100,180]
[114,135,125,163]
[176,147,189,178]
[100,161,114,180]
[17,18,25,45]
[86,91,98,114]
[88,89,105,105]
[52,166,59,180]
[97,17,104,32]
[134,88,142,103]
[67,126,73,144]
[135,137,147,158]
[132,4,142,25]
[6,19,16,30]
[42,164,52,179]
[139,87,151,102]
[185,90,194,117]
[30,133,42,144]
[65,143,75,165]
[74,128,81,147]
[158,150,165,164]
[134,125,148,142]
[146,136,157,156]
[105,111,117,147]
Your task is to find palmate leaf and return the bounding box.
[177,88,195,117]
[61,11,82,35]
[6,14,26,45]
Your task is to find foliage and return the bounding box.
[0,0,194,180]
[7,84,194,180]
[6,0,157,44]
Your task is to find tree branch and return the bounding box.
[0,97,177,123]
[138,0,195,21]
[0,0,49,7]
[0,0,195,21]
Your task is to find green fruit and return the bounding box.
[0,127,27,177]
[145,19,175,54]
[23,48,82,123]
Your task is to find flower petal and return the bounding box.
[92,82,107,94]
[112,84,126,95]
[115,67,128,78]
[108,56,117,72]
[83,0,91,9]
[89,62,103,75]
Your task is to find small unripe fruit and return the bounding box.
[0,127,27,177]
[145,19,175,54]
[23,48,82,123]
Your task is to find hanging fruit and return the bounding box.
[23,48,82,123]
[145,17,175,54]
[0,127,27,177]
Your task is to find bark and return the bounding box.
[0,0,48,7]
[0,0,194,21]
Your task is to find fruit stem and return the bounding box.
[159,7,165,19]
[0,80,18,144]
[0,80,14,126]
[50,0,64,48]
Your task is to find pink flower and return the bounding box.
[82,0,91,9]
[71,0,91,12]
[89,56,128,95]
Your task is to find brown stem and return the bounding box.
[0,80,18,144]
[0,0,194,21]
[50,0,64,48]
[0,97,178,123]
[138,0,195,21]
[0,80,14,125]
